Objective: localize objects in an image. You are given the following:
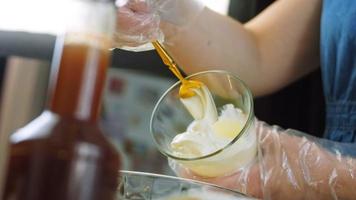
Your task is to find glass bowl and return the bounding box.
[150,70,257,177]
[117,170,256,199]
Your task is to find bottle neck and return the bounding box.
[48,38,110,123]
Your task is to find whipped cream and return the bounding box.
[171,85,247,158]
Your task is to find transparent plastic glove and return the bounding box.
[170,120,356,200]
[114,0,204,51]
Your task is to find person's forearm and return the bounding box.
[290,137,356,199]
[162,7,260,93]
[162,0,321,96]
[331,156,356,199]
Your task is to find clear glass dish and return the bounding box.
[117,170,256,200]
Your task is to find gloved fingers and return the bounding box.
[114,1,161,48]
[170,119,356,199]
[171,158,263,198]
[114,0,205,50]
[156,0,205,26]
[117,7,156,34]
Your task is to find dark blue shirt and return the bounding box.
[321,1,356,146]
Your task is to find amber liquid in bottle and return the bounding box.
[3,40,121,200]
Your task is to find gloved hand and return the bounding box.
[114,0,204,50]
[171,120,356,200]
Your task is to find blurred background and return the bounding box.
[0,0,325,175]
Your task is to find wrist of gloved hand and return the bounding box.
[114,0,204,51]
[169,120,356,200]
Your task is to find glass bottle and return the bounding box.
[2,0,120,199]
